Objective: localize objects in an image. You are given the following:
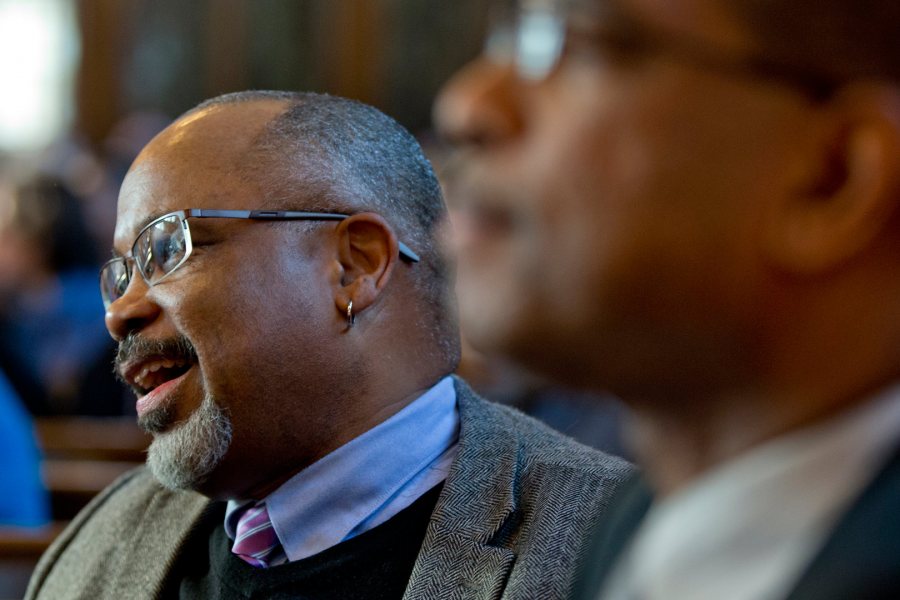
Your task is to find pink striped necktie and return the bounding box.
[231,502,284,568]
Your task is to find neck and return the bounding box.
[627,379,895,498]
[232,370,451,501]
[626,275,900,496]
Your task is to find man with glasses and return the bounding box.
[26,91,631,600]
[436,0,900,597]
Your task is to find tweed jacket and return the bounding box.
[574,442,900,600]
[27,378,632,599]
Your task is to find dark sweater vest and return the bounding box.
[166,483,443,600]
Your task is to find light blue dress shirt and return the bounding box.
[225,375,459,562]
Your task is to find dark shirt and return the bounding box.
[170,483,443,600]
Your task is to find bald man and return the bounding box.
[26,92,630,600]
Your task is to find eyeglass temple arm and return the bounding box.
[186,209,420,263]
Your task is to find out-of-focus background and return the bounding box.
[0,2,624,596]
[0,0,489,418]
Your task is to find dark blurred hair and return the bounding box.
[728,0,900,85]
[10,176,98,272]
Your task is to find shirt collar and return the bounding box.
[225,376,458,561]
[603,383,900,600]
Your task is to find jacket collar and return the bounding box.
[402,377,522,599]
[786,442,900,600]
[110,485,210,598]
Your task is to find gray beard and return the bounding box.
[143,393,233,491]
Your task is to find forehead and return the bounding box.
[113,101,287,250]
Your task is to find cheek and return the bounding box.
[516,119,639,303]
[168,251,320,390]
[515,111,725,347]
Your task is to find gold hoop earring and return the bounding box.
[346,300,356,327]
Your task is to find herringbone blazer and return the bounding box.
[26,378,632,599]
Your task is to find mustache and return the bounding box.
[114,333,198,383]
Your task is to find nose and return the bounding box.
[104,277,162,342]
[434,57,524,148]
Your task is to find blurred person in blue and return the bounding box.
[0,175,124,416]
[435,0,900,597]
[0,367,49,527]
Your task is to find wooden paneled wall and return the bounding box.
[74,0,488,145]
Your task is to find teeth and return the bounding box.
[132,358,188,391]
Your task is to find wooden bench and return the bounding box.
[35,417,150,462]
[34,417,150,521]
[0,418,151,597]
[0,523,67,599]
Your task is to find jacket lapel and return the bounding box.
[403,378,520,600]
[109,486,210,598]
[572,475,651,600]
[786,443,900,600]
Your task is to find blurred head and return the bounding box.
[0,181,48,299]
[106,91,459,499]
[0,175,96,302]
[435,0,900,402]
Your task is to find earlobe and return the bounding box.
[762,84,900,274]
[331,213,401,322]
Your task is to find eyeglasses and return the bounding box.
[99,209,420,308]
[487,0,839,97]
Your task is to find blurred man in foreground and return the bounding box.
[436,0,900,597]
[26,91,630,600]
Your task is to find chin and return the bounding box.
[508,332,605,389]
[459,297,530,355]
[146,392,233,492]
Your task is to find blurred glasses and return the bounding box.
[99,209,420,308]
[485,0,839,97]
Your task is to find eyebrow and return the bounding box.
[109,211,167,260]
[135,211,165,233]
[568,0,631,25]
[566,0,839,96]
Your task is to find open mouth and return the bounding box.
[130,358,194,397]
[468,202,518,235]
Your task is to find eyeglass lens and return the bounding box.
[101,259,130,308]
[100,214,190,307]
[136,215,188,282]
[486,1,565,80]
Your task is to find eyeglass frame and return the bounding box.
[99,208,420,308]
[489,0,841,98]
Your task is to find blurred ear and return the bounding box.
[762,84,900,274]
[332,212,401,317]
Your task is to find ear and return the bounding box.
[761,84,900,274]
[332,212,402,319]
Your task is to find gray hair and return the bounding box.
[190,91,460,366]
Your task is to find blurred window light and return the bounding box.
[0,0,80,152]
